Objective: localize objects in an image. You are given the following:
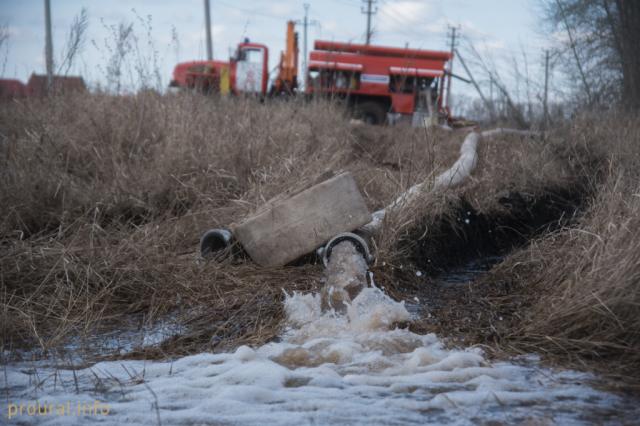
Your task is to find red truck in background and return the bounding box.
[307,40,452,124]
[169,22,453,125]
[169,42,271,96]
[169,21,297,97]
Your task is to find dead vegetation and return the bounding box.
[462,114,640,387]
[0,93,456,360]
[390,113,640,388]
[1,93,638,388]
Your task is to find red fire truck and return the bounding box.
[169,22,297,97]
[169,43,271,96]
[170,23,453,124]
[307,41,452,124]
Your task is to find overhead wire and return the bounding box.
[375,0,451,49]
[215,0,287,22]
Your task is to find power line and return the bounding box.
[215,0,285,22]
[376,6,449,48]
[330,0,361,8]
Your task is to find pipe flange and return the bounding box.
[322,232,374,268]
[199,228,233,259]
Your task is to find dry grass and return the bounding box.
[3,92,636,388]
[469,113,640,385]
[0,92,460,360]
[396,113,640,387]
[371,127,582,274]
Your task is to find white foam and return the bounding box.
[3,285,636,425]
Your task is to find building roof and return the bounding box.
[0,79,27,99]
[26,74,87,97]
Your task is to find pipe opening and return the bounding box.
[322,232,374,268]
[200,228,233,259]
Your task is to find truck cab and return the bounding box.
[169,40,269,97]
[230,41,269,96]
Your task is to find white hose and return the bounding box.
[324,127,541,304]
[433,131,480,188]
[360,128,541,234]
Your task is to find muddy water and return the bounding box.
[434,255,503,288]
[4,269,637,425]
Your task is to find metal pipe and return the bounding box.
[199,228,233,259]
[322,232,374,267]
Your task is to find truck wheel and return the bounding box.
[355,101,387,125]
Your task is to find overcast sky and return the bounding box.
[1,0,552,102]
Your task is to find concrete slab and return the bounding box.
[233,172,371,267]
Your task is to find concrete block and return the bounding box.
[233,172,371,267]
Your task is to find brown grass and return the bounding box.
[468,113,640,386]
[0,92,459,360]
[393,113,640,387]
[2,91,637,389]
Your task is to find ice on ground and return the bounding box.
[5,313,186,364]
[2,285,635,425]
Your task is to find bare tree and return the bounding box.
[0,24,7,48]
[463,39,528,127]
[58,8,89,76]
[615,0,640,109]
[102,21,134,93]
[543,0,640,110]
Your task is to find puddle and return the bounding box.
[435,255,503,287]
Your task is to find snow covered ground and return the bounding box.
[3,285,636,425]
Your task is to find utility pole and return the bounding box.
[44,0,53,91]
[455,48,494,120]
[204,0,213,60]
[543,49,550,128]
[362,0,377,45]
[446,26,458,111]
[295,4,318,90]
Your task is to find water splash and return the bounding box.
[3,276,636,425]
[320,241,369,312]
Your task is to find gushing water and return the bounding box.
[3,251,636,425]
[320,241,369,313]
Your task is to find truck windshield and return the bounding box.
[240,48,263,63]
